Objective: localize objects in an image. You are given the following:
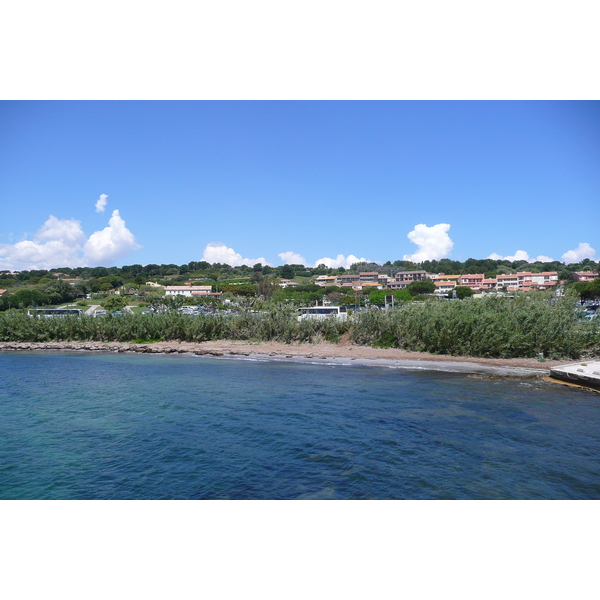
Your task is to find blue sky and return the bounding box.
[1,101,599,270]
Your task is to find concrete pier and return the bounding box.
[550,361,600,391]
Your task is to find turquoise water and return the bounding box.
[1,351,599,499]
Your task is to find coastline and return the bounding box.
[0,339,569,377]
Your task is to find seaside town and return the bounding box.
[161,268,599,299]
[1,264,599,303]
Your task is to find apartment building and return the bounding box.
[517,272,559,287]
[312,269,560,294]
[458,274,485,287]
[388,281,410,290]
[434,281,456,293]
[395,270,429,282]
[337,274,360,285]
[572,271,599,282]
[359,272,380,282]
[496,274,519,288]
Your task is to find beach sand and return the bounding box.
[0,339,576,377]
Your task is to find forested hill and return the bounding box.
[2,256,598,288]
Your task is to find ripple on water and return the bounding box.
[0,351,599,499]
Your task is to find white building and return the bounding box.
[165,285,213,297]
[434,281,457,294]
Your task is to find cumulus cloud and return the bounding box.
[487,251,555,262]
[277,250,369,269]
[0,216,87,271]
[83,210,140,264]
[313,254,368,269]
[95,194,108,213]
[403,223,453,263]
[561,243,596,264]
[36,215,87,246]
[278,251,308,266]
[202,242,270,267]
[0,206,141,271]
[489,250,531,262]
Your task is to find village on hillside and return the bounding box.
[161,269,599,299]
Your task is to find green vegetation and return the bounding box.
[102,295,128,312]
[0,294,598,360]
[1,256,598,312]
[407,280,436,295]
[572,277,600,301]
[350,295,599,359]
[454,286,475,299]
[1,256,599,360]
[0,306,347,345]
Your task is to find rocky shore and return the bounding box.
[0,339,570,377]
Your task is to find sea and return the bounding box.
[1,350,599,500]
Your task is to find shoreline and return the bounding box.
[0,339,573,378]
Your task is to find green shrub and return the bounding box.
[0,296,597,360]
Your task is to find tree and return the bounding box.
[280,265,294,279]
[407,280,436,296]
[8,289,50,309]
[454,286,475,299]
[221,284,257,297]
[257,277,275,299]
[572,278,600,301]
[102,295,128,312]
[44,279,77,304]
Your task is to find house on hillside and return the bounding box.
[517,271,558,288]
[496,274,519,288]
[573,271,599,282]
[315,276,338,287]
[337,274,360,286]
[165,285,214,297]
[434,281,456,294]
[395,270,429,282]
[278,279,299,288]
[458,274,485,290]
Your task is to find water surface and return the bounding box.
[1,351,598,499]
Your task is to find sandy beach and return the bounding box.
[0,338,575,377]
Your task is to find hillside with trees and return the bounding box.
[1,256,598,311]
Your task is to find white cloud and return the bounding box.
[487,250,556,263]
[313,254,367,269]
[95,194,108,213]
[561,243,596,264]
[36,215,87,246]
[278,251,308,266]
[83,210,140,264]
[0,216,86,271]
[278,250,368,269]
[0,207,140,270]
[492,250,531,262]
[202,242,269,267]
[403,223,453,263]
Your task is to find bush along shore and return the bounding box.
[0,296,598,360]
